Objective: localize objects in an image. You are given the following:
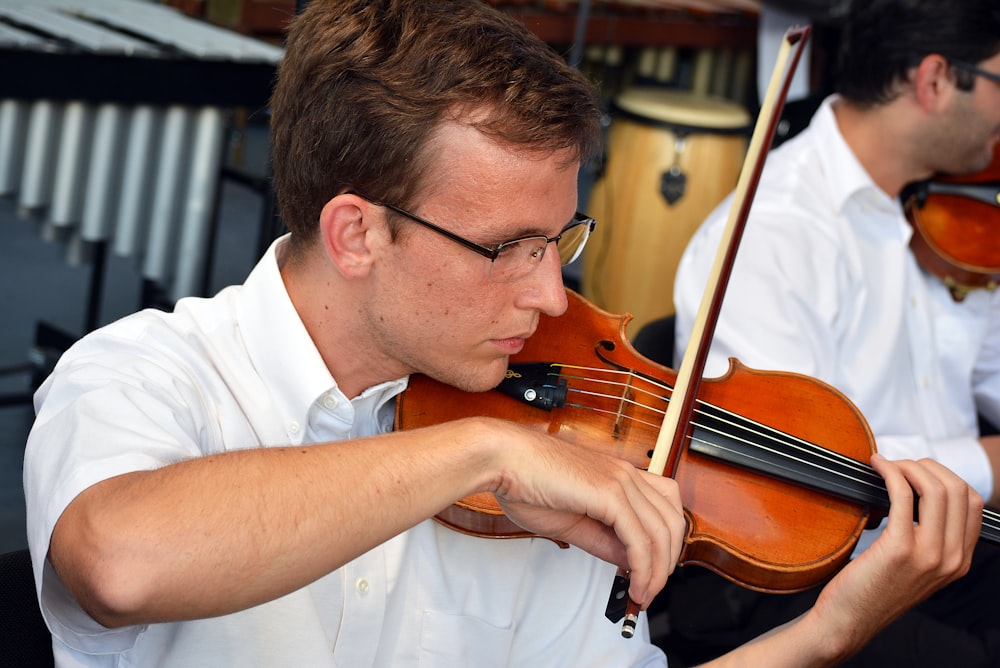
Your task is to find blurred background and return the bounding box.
[0,0,845,559]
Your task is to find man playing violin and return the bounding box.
[23,0,981,666]
[671,0,1000,665]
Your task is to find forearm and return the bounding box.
[50,417,498,627]
[697,611,852,668]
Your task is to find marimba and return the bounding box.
[0,0,283,316]
[0,0,284,405]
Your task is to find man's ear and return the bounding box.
[912,54,955,112]
[317,194,383,278]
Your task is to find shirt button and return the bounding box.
[289,421,300,434]
[323,394,338,410]
[356,578,370,595]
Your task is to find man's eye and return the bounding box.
[495,241,522,256]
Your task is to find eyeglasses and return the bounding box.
[951,60,1000,88]
[348,191,596,283]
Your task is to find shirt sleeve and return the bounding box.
[972,289,1000,433]
[23,328,213,653]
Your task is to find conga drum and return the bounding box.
[583,88,750,334]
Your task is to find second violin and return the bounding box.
[903,143,1000,301]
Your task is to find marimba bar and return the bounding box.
[0,0,283,308]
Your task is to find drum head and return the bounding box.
[614,88,750,133]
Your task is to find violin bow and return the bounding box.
[609,25,813,638]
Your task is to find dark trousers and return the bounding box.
[654,541,1000,667]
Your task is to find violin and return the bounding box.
[401,27,997,639]
[903,143,1000,301]
[395,290,1000,594]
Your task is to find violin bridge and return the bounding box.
[612,374,634,439]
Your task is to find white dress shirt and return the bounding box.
[24,236,667,667]
[674,95,1000,514]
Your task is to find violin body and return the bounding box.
[904,144,1000,301]
[396,290,876,594]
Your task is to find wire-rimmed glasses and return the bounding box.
[349,191,597,283]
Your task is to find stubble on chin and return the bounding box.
[432,358,510,394]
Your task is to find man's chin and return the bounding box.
[439,359,510,394]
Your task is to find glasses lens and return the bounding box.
[486,216,595,283]
[489,236,548,283]
[557,220,593,266]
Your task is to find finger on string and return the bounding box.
[871,454,919,535]
[909,458,982,561]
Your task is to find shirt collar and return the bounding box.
[812,95,891,210]
[235,235,407,441]
[812,95,910,238]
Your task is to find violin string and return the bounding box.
[559,363,861,471]
[551,364,1000,540]
[555,364,883,489]
[692,404,887,495]
[686,404,1000,538]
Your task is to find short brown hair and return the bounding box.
[269,0,602,249]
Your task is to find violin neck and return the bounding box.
[688,414,1000,544]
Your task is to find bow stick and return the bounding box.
[609,25,813,638]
